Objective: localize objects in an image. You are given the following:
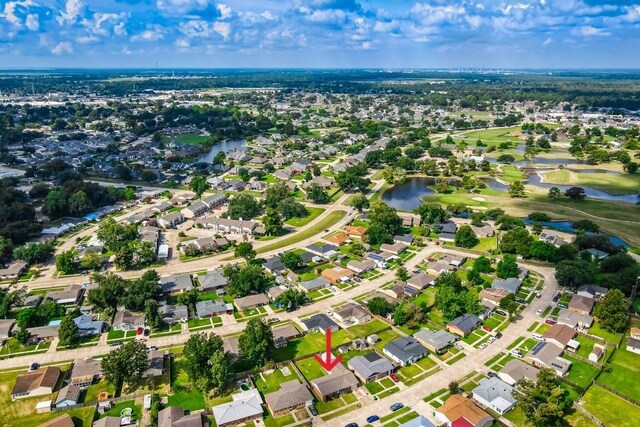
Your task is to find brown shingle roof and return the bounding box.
[40,414,75,427]
[11,366,61,396]
[438,395,492,425]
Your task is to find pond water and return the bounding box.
[381,177,438,211]
[196,139,247,163]
[481,174,638,204]
[521,219,630,248]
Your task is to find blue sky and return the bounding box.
[1,0,640,68]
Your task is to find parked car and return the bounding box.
[29,362,39,371]
[310,406,318,416]
[495,310,507,316]
[109,341,122,347]
[366,415,380,423]
[510,349,523,358]
[536,309,543,316]
[545,317,557,325]
[345,424,359,427]
[482,325,493,332]
[143,328,150,337]
[390,403,404,412]
[488,337,496,344]
[488,371,498,378]
[389,374,399,383]
[536,292,542,298]
[136,327,144,335]
[495,332,503,339]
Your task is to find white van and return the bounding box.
[532,333,545,341]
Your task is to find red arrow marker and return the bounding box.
[315,327,343,372]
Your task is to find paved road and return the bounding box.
[325,263,558,427]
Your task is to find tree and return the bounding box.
[87,272,127,313]
[101,340,149,389]
[396,266,410,282]
[624,161,638,174]
[121,270,161,311]
[263,207,284,236]
[80,252,102,271]
[500,227,533,256]
[58,315,79,347]
[555,260,595,288]
[44,188,67,218]
[448,381,460,395]
[0,286,25,318]
[565,186,586,201]
[473,256,493,273]
[97,218,138,252]
[528,212,551,222]
[366,203,402,245]
[13,241,55,264]
[517,368,571,427]
[508,181,526,198]
[454,225,479,248]
[209,350,229,395]
[0,235,13,264]
[306,184,331,204]
[69,190,91,216]
[350,194,370,212]
[367,297,395,317]
[415,203,450,224]
[189,175,209,197]
[274,289,309,311]
[15,328,30,345]
[177,288,200,313]
[234,242,256,262]
[594,289,628,332]
[56,250,76,274]
[223,264,272,297]
[496,254,519,279]
[239,319,274,367]
[572,219,600,233]
[547,187,561,199]
[144,300,164,331]
[183,332,225,392]
[226,193,261,220]
[281,252,303,270]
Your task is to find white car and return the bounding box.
[536,309,543,316]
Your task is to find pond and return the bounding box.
[196,139,247,163]
[381,177,437,211]
[521,219,630,248]
[480,174,638,204]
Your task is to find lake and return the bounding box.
[521,219,630,248]
[196,139,247,163]
[381,177,437,211]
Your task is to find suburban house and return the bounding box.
[524,342,572,376]
[69,358,102,388]
[568,295,595,316]
[158,212,185,228]
[498,359,539,386]
[345,226,367,238]
[46,285,84,306]
[447,314,481,337]
[72,315,105,336]
[380,242,407,255]
[348,352,394,382]
[41,414,75,427]
[365,252,389,269]
[264,380,313,416]
[157,406,208,427]
[305,243,338,259]
[142,351,166,379]
[194,217,264,235]
[407,272,436,291]
[181,201,209,218]
[394,234,414,245]
[11,366,61,400]
[223,336,241,357]
[326,233,350,246]
[334,303,371,325]
[383,337,427,366]
[302,314,340,334]
[0,260,28,280]
[159,304,189,324]
[212,389,264,427]
[543,324,578,349]
[112,309,145,331]
[299,277,331,293]
[196,300,233,318]
[263,257,285,274]
[55,384,81,407]
[397,415,436,427]
[577,285,608,300]
[202,192,227,209]
[480,288,511,305]
[311,363,359,401]
[0,319,15,341]
[346,259,376,274]
[25,325,59,344]
[321,267,356,283]
[626,337,640,354]
[435,395,493,427]
[160,274,194,294]
[556,308,593,329]
[472,377,517,415]
[198,269,227,294]
[491,278,522,294]
[414,329,457,354]
[272,324,302,348]
[234,294,269,311]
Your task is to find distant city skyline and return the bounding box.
[1,1,640,68]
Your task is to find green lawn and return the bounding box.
[564,356,599,389]
[101,400,142,421]
[168,388,206,411]
[583,385,640,427]
[597,339,640,400]
[254,364,300,394]
[255,210,346,254]
[285,207,325,227]
[264,413,295,427]
[588,321,623,344]
[296,356,329,381]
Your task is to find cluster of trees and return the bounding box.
[467,256,493,286]
[365,203,403,245]
[499,227,557,261]
[16,300,66,331]
[223,263,272,297]
[97,218,155,270]
[434,272,481,321]
[335,163,371,192]
[102,340,150,391]
[13,241,55,265]
[87,270,162,315]
[454,225,479,248]
[0,179,42,246]
[274,289,309,311]
[517,368,573,427]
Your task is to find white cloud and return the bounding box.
[543,37,552,45]
[361,41,372,49]
[571,26,610,37]
[114,22,127,36]
[82,13,129,36]
[57,0,84,25]
[156,0,212,15]
[3,2,21,26]
[213,21,231,40]
[217,4,231,20]
[176,38,190,48]
[131,25,166,42]
[51,41,73,55]
[25,13,38,31]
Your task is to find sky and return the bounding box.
[1,0,640,69]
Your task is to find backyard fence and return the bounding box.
[593,381,640,408]
[573,402,606,427]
